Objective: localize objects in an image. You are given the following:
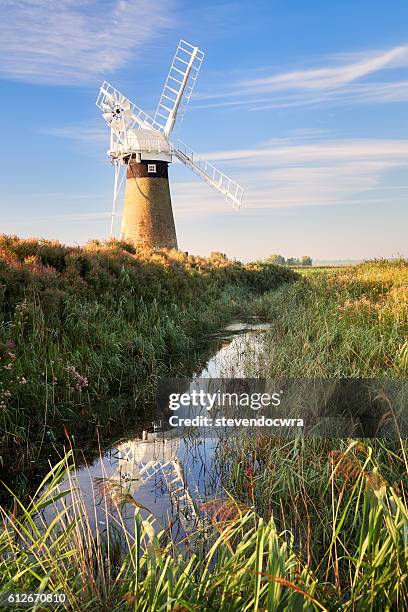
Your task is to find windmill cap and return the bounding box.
[108,128,171,159]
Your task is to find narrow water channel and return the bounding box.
[39,321,270,539]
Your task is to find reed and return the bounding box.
[0,442,406,610]
[215,260,408,608]
[243,259,408,377]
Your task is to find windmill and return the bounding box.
[96,40,244,249]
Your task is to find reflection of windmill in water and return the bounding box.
[96,40,244,247]
[106,431,200,534]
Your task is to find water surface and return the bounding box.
[40,321,269,537]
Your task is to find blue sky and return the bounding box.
[1,0,408,261]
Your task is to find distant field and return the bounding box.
[295,264,354,270]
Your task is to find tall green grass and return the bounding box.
[242,259,408,377]
[0,442,406,610]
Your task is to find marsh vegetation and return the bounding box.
[0,235,294,473]
[0,249,407,610]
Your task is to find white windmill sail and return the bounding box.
[172,141,244,210]
[154,40,205,136]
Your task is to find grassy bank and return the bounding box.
[0,235,296,461]
[216,260,408,608]
[245,259,408,377]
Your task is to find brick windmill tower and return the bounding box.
[96,40,244,250]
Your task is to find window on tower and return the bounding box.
[147,164,156,173]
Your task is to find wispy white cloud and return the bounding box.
[0,0,173,85]
[171,137,408,215]
[239,47,408,92]
[248,80,408,111]
[202,139,408,165]
[194,45,408,110]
